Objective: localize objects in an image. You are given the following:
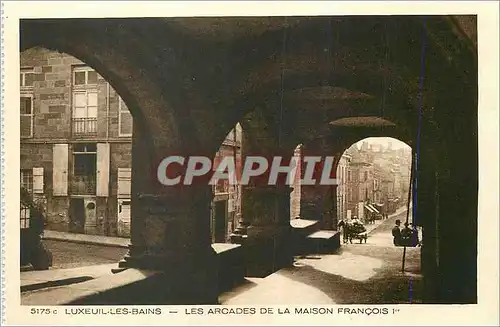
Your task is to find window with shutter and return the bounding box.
[20,169,33,194]
[32,167,44,194]
[96,143,110,197]
[71,144,97,195]
[20,94,34,138]
[118,97,133,137]
[117,168,132,197]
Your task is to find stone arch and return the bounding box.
[208,16,473,158]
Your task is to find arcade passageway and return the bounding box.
[20,15,478,304]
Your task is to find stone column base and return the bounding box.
[244,225,293,278]
[118,245,219,304]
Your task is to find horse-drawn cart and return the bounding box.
[348,222,368,243]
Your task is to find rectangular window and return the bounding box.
[20,68,34,88]
[20,203,31,229]
[21,169,33,194]
[72,66,98,136]
[118,97,133,137]
[73,66,98,87]
[20,94,34,138]
[71,143,97,195]
[72,90,98,135]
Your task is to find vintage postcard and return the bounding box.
[1,1,499,326]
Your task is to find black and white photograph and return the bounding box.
[2,2,499,326]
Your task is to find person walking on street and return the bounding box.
[338,219,349,244]
[392,219,402,246]
[401,222,412,246]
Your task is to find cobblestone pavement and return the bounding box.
[42,240,128,269]
[221,209,422,305]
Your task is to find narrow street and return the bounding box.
[366,208,415,246]
[221,209,422,304]
[27,209,421,305]
[42,240,128,269]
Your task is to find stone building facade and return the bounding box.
[335,153,351,221]
[20,47,242,239]
[344,141,411,220]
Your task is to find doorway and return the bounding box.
[213,200,228,243]
[69,198,85,233]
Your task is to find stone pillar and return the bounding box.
[329,185,339,230]
[419,89,477,303]
[119,124,218,304]
[300,185,326,221]
[120,122,149,263]
[416,147,439,303]
[244,185,293,277]
[239,104,299,277]
[436,144,477,304]
[297,141,341,229]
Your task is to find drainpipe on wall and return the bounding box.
[106,82,110,139]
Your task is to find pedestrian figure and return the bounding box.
[410,223,421,247]
[392,219,402,246]
[401,222,412,246]
[338,220,349,244]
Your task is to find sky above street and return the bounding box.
[356,137,410,150]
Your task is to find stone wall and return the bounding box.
[20,47,241,239]
[20,47,133,236]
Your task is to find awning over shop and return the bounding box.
[364,205,375,213]
[368,204,380,213]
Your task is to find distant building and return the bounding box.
[336,153,351,221]
[343,139,411,221]
[20,47,242,240]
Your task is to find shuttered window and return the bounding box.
[96,143,110,197]
[33,167,44,194]
[20,169,33,194]
[118,97,133,137]
[20,94,34,138]
[117,168,132,197]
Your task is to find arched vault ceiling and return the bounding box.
[163,17,316,39]
[20,16,476,150]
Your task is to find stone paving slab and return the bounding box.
[220,239,422,305]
